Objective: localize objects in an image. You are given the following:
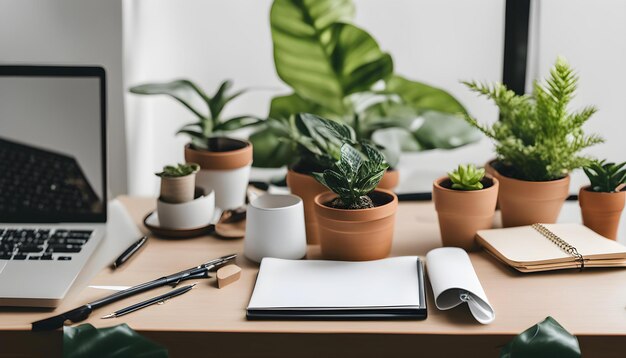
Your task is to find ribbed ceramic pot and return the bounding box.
[494,171,570,227]
[184,137,252,210]
[314,189,398,261]
[432,175,499,251]
[579,186,625,240]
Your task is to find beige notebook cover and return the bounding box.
[476,223,626,272]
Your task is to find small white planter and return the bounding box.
[185,138,253,210]
[244,194,307,263]
[156,191,215,229]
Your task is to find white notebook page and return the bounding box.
[248,257,421,309]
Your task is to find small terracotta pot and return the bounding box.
[378,169,399,191]
[495,171,570,227]
[184,137,252,210]
[314,189,398,261]
[579,186,626,240]
[433,175,499,251]
[286,169,328,244]
[159,173,197,204]
[484,159,499,209]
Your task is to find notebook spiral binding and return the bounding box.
[531,223,585,270]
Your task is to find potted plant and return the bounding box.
[463,57,603,227]
[269,113,395,244]
[579,160,626,240]
[313,143,397,261]
[433,164,498,251]
[155,163,200,203]
[130,79,260,210]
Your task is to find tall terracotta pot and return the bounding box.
[286,169,328,244]
[433,175,499,251]
[314,189,398,261]
[579,186,625,240]
[495,172,570,227]
[378,169,399,191]
[184,138,252,210]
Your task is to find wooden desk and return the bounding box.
[2,196,625,357]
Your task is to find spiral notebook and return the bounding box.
[476,223,626,273]
[246,257,427,320]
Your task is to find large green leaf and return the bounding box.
[385,75,467,115]
[500,316,581,358]
[271,0,392,113]
[412,111,481,150]
[64,324,168,358]
[268,93,332,120]
[129,79,207,120]
[249,125,295,168]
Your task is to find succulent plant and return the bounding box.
[155,163,200,178]
[313,143,388,209]
[448,164,485,191]
[583,160,626,193]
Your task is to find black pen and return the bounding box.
[101,283,196,319]
[113,235,148,269]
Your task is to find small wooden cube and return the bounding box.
[217,264,242,288]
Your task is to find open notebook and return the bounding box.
[477,223,626,273]
[247,256,427,320]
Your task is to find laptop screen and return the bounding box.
[0,66,106,223]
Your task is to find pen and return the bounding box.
[112,235,148,269]
[102,283,197,319]
[32,253,236,331]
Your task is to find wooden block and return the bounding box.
[217,264,242,288]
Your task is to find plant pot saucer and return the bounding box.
[143,211,215,239]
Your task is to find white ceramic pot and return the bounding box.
[196,164,251,210]
[184,138,253,211]
[244,194,307,263]
[156,191,215,229]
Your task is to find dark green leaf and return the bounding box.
[214,116,263,131]
[129,79,207,120]
[249,125,296,168]
[500,316,580,358]
[64,323,168,358]
[340,144,363,174]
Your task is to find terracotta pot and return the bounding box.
[184,137,252,210]
[378,169,399,191]
[159,173,197,204]
[484,159,499,209]
[286,169,328,244]
[494,171,570,227]
[579,186,626,240]
[314,189,398,261]
[433,175,499,251]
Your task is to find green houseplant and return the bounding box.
[433,164,498,250]
[579,160,626,240]
[464,57,603,227]
[130,79,256,210]
[250,0,479,169]
[156,163,200,204]
[276,113,395,244]
[313,143,398,260]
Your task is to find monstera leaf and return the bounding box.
[270,0,392,114]
[500,317,581,358]
[63,324,168,358]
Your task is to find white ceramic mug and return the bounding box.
[156,191,215,229]
[244,194,307,263]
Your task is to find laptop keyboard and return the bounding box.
[0,228,92,261]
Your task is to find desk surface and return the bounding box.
[2,196,625,337]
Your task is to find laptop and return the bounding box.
[0,66,107,307]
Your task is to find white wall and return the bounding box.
[124,0,505,195]
[0,0,127,197]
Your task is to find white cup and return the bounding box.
[156,191,215,229]
[244,194,307,263]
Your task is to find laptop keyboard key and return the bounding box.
[48,244,82,253]
[57,256,72,261]
[41,254,53,260]
[13,253,27,260]
[28,256,40,260]
[17,245,44,253]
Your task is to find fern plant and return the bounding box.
[463,57,603,181]
[583,160,626,193]
[155,163,200,178]
[130,80,261,151]
[448,164,485,191]
[313,143,388,209]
